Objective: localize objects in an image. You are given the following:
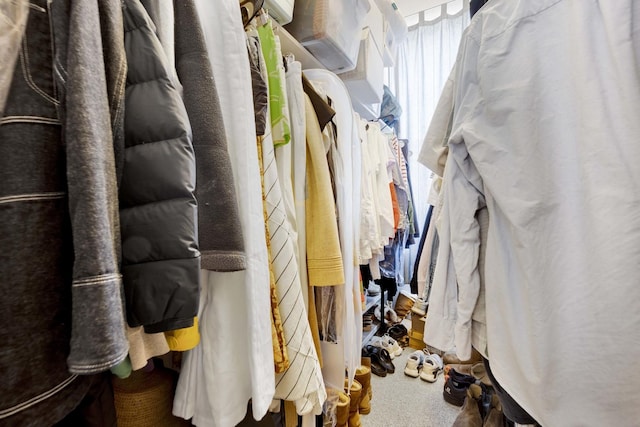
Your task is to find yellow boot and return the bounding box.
[344,378,362,427]
[335,390,350,427]
[355,365,372,415]
[360,357,372,401]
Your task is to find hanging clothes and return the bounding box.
[304,70,363,392]
[174,0,274,425]
[174,0,247,273]
[0,0,128,424]
[421,1,640,425]
[120,0,200,334]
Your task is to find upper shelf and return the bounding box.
[273,21,325,70]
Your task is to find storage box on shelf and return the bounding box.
[339,28,384,106]
[363,0,385,57]
[374,0,408,67]
[285,0,371,73]
[265,0,295,25]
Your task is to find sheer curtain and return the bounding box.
[387,0,470,277]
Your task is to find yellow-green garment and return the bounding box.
[257,20,291,147]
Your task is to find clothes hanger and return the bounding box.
[240,0,265,27]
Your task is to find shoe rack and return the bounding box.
[362,290,387,347]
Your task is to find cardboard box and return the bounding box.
[411,314,426,337]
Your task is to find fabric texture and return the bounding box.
[424,1,640,425]
[126,326,170,371]
[257,20,291,147]
[174,0,247,272]
[1,0,128,424]
[120,0,200,333]
[165,317,201,352]
[173,0,275,424]
[0,0,28,115]
[304,69,363,393]
[304,96,345,288]
[260,105,326,416]
[285,59,309,313]
[257,134,290,374]
[139,0,176,74]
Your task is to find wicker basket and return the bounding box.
[112,367,191,427]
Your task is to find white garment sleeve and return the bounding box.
[446,133,486,362]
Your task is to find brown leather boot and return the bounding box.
[344,378,362,427]
[335,390,350,427]
[393,291,415,320]
[452,384,483,427]
[355,365,372,415]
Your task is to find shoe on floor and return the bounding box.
[371,335,402,359]
[443,369,476,406]
[420,358,439,382]
[452,384,483,427]
[404,350,424,378]
[387,324,408,342]
[393,290,416,320]
[443,347,483,365]
[363,345,395,374]
[411,298,428,316]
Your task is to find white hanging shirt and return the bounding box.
[423,1,640,425]
[174,1,274,426]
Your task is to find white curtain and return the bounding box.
[387,1,470,278]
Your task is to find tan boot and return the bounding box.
[483,394,504,427]
[452,384,483,427]
[335,390,350,427]
[393,291,415,320]
[355,365,372,415]
[344,378,362,427]
[360,357,373,401]
[443,347,483,365]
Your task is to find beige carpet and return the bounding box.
[360,343,461,427]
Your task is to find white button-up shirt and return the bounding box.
[420,0,640,425]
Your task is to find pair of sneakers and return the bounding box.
[371,334,403,359]
[404,349,444,382]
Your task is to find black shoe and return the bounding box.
[443,369,476,406]
[387,324,408,342]
[364,345,395,374]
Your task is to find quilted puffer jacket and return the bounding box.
[120,0,200,333]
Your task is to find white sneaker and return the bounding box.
[419,350,443,382]
[404,351,424,378]
[419,359,439,382]
[383,334,403,357]
[371,336,396,359]
[411,298,428,316]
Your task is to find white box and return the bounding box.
[285,0,371,73]
[363,0,385,58]
[375,0,407,67]
[265,0,295,25]
[339,28,384,105]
